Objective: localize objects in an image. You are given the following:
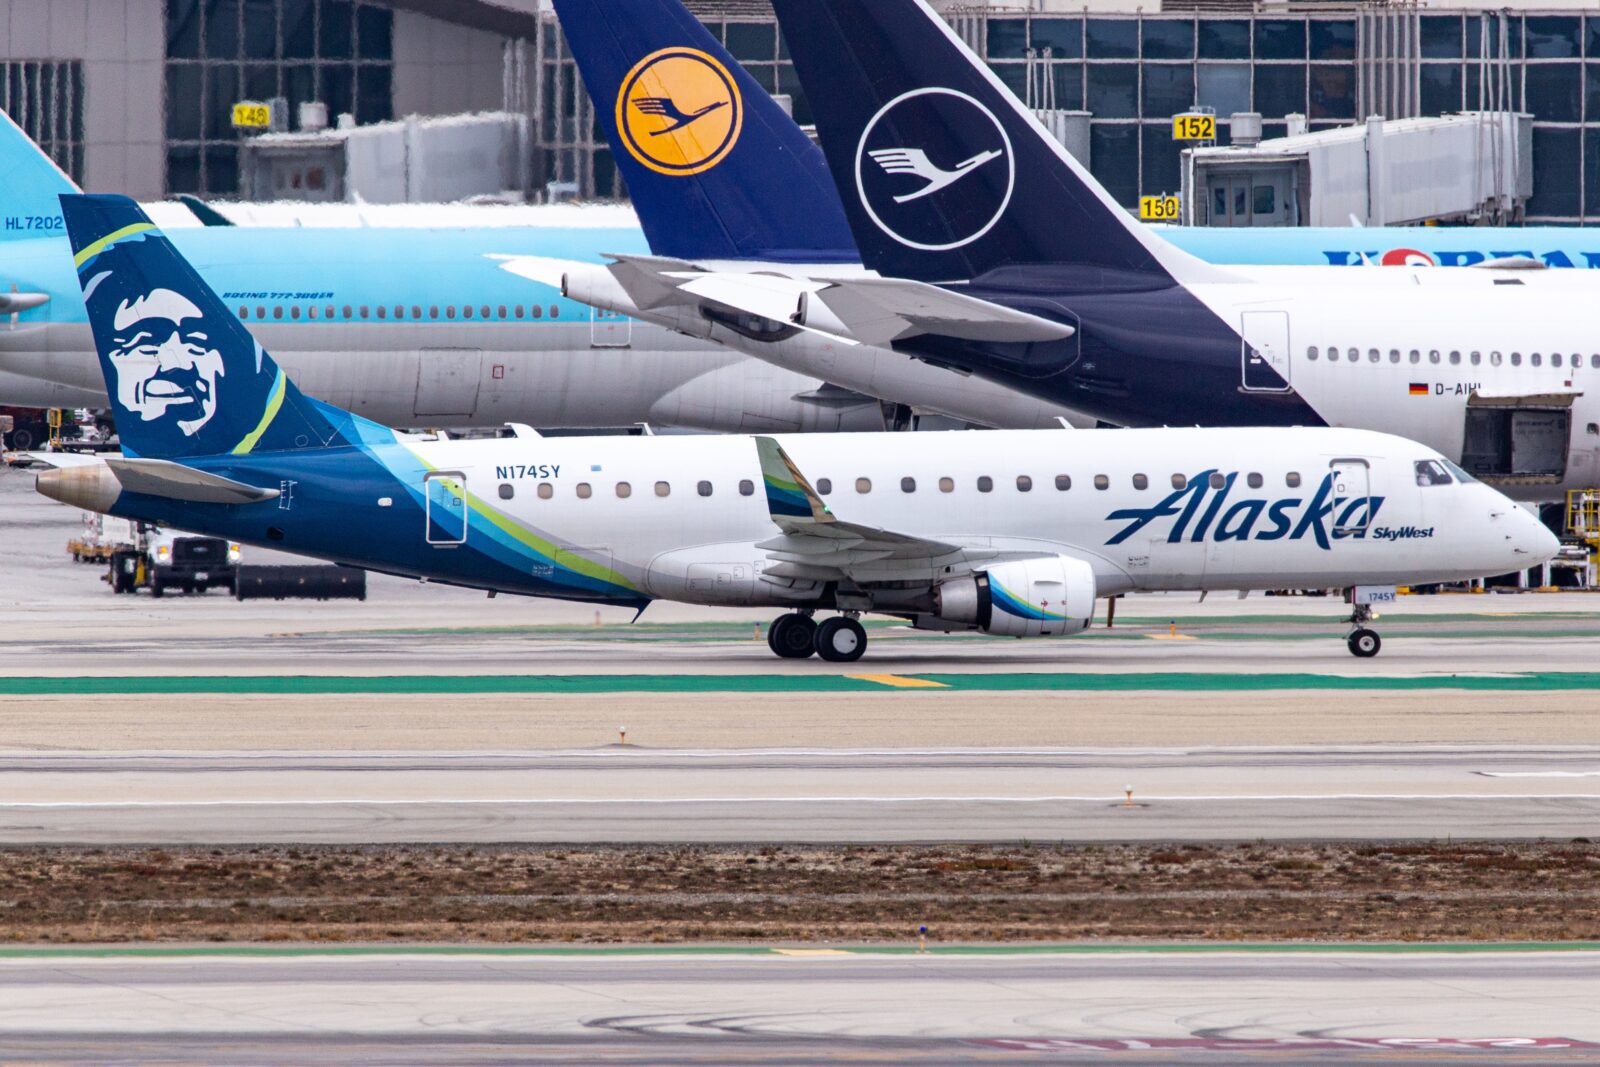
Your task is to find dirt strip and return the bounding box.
[5,690,1600,749]
[3,842,1596,944]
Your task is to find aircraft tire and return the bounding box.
[768,614,817,659]
[815,616,867,663]
[1347,628,1381,658]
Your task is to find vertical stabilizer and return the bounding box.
[0,108,78,242]
[60,194,344,461]
[770,0,1223,284]
[552,0,857,263]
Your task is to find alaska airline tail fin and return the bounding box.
[551,0,856,263]
[60,194,345,461]
[0,109,78,243]
[769,0,1220,284]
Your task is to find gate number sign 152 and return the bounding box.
[1172,113,1215,140]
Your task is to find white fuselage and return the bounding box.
[400,426,1550,608]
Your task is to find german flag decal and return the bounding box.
[1408,383,1429,396]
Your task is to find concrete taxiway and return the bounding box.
[0,949,1596,1063]
[1,745,1595,844]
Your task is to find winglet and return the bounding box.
[755,437,833,525]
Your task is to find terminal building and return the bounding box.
[0,0,1596,224]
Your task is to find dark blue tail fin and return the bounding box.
[61,194,343,461]
[770,0,1210,283]
[552,0,856,263]
[0,108,77,242]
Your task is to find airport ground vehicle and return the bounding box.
[33,195,1557,659]
[143,530,240,597]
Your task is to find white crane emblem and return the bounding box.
[867,147,1004,203]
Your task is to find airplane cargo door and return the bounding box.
[424,471,469,546]
[1240,311,1291,392]
[1328,458,1372,539]
[414,348,483,419]
[590,307,632,348]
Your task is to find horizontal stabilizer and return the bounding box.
[106,457,281,504]
[600,254,1072,346]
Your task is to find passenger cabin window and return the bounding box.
[576,483,592,499]
[739,479,754,496]
[1208,473,1227,489]
[1510,352,1522,366]
[237,306,247,319]
[325,305,335,319]
[901,477,916,493]
[854,477,871,494]
[411,306,421,319]
[550,305,560,318]
[1286,472,1302,488]
[446,306,456,320]
[515,306,525,319]
[537,483,553,499]
[498,306,507,318]
[480,306,491,319]
[257,305,266,319]
[1592,355,1600,368]
[976,476,993,493]
[498,483,514,500]
[308,305,317,319]
[1389,349,1400,364]
[1093,474,1109,490]
[376,306,387,319]
[1171,473,1187,489]
[1368,348,1379,363]
[1016,475,1032,492]
[1531,353,1542,367]
[1429,350,1441,364]
[654,481,671,497]
[1414,460,1453,486]
[1327,349,1339,363]
[290,306,301,319]
[430,306,440,320]
[1490,351,1503,366]
[1131,474,1147,490]
[360,306,370,319]
[342,306,352,319]
[1247,472,1263,489]
[1449,350,1460,364]
[1306,345,1318,361]
[1347,347,1358,362]
[461,306,471,319]
[1408,350,1420,364]
[697,480,713,497]
[531,306,542,319]
[616,482,632,498]
[939,477,955,493]
[816,478,832,495]
[1471,351,1482,365]
[1055,475,1071,490]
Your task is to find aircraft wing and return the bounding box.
[752,436,1001,584]
[605,254,1074,347]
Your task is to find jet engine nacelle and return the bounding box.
[930,556,1096,637]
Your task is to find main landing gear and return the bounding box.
[1345,602,1382,658]
[766,611,867,662]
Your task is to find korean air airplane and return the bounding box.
[36,194,1554,659]
[547,0,1600,502]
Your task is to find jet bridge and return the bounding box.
[1180,112,1531,228]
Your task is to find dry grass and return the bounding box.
[1,841,1596,944]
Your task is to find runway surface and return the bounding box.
[2,745,1595,844]
[1,949,1597,1063]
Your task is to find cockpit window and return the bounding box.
[1440,458,1478,484]
[1414,459,1454,486]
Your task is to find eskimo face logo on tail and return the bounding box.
[855,88,1014,252]
[106,288,224,436]
[616,48,742,176]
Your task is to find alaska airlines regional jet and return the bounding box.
[37,195,1555,660]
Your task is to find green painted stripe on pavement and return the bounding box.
[0,941,1593,960]
[7,671,1600,695]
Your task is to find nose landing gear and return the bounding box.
[1345,603,1382,658]
[765,612,868,662]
